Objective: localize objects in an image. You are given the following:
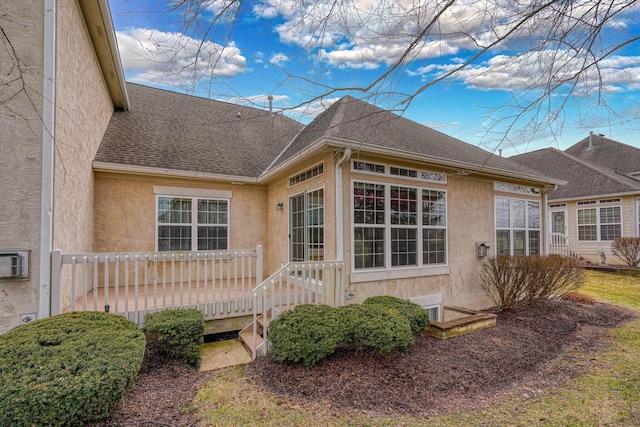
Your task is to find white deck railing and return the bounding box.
[548,232,580,259]
[51,246,262,326]
[245,260,345,359]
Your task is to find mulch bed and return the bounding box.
[93,299,636,425]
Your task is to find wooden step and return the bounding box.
[239,329,264,356]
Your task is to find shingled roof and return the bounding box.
[511,147,640,200]
[96,86,559,185]
[95,83,304,178]
[268,96,554,182]
[564,133,640,175]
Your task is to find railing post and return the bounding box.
[256,245,263,285]
[50,249,62,316]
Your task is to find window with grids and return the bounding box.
[577,205,621,241]
[495,197,540,256]
[353,181,446,270]
[157,196,228,251]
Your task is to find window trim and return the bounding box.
[352,160,447,184]
[155,193,231,252]
[350,179,449,280]
[576,203,622,242]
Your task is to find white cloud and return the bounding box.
[270,53,290,66]
[116,28,248,86]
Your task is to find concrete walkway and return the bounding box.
[199,339,253,371]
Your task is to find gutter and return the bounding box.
[39,0,56,320]
[335,148,351,262]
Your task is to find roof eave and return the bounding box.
[78,0,129,110]
[93,161,259,184]
[328,138,567,187]
[548,190,640,203]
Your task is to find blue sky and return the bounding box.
[108,0,640,156]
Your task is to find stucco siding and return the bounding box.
[53,0,114,255]
[94,173,269,254]
[0,1,45,332]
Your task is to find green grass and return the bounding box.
[193,271,640,426]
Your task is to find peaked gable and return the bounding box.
[268,96,553,182]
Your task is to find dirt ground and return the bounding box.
[92,299,636,426]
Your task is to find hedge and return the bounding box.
[143,308,204,367]
[268,298,426,368]
[0,311,145,427]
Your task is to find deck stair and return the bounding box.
[237,260,345,359]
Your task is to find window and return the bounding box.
[289,163,324,187]
[157,196,228,251]
[353,181,447,270]
[578,205,621,241]
[495,197,540,256]
[290,188,324,262]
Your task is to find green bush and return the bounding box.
[0,311,145,427]
[268,304,346,369]
[268,302,418,368]
[363,295,430,334]
[481,255,585,310]
[339,304,414,354]
[143,308,204,367]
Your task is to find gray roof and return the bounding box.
[269,96,551,180]
[511,147,640,200]
[95,83,304,178]
[97,87,558,184]
[564,133,640,175]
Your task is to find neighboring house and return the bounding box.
[512,133,640,264]
[0,0,128,332]
[1,0,566,336]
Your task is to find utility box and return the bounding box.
[0,250,29,279]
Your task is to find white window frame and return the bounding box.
[154,187,232,252]
[289,185,325,262]
[352,160,447,184]
[577,202,622,242]
[494,196,541,256]
[351,179,449,282]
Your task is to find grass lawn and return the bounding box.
[193,271,640,426]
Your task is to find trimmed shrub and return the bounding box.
[143,308,204,367]
[339,304,414,355]
[481,255,585,311]
[612,237,640,267]
[0,311,145,427]
[268,304,346,369]
[363,295,430,334]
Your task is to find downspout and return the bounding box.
[541,184,558,255]
[39,0,56,319]
[335,148,351,262]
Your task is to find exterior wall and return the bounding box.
[53,0,114,255]
[556,195,639,264]
[339,154,503,311]
[0,1,45,332]
[94,173,269,254]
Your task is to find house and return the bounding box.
[512,133,640,264]
[1,0,566,336]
